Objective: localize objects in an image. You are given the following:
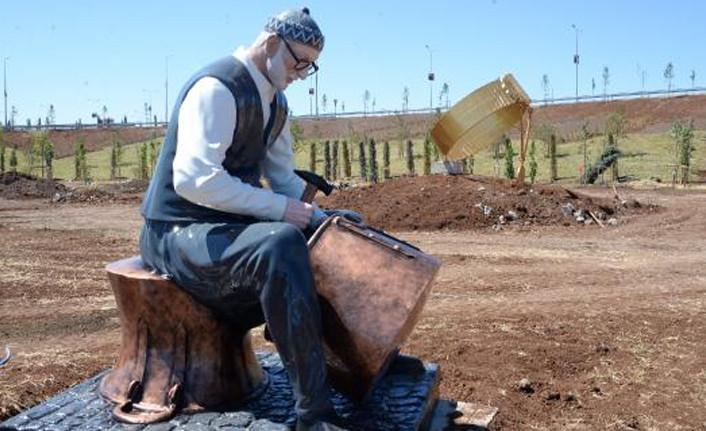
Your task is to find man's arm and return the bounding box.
[173,77,289,221]
[261,120,328,227]
[260,118,306,199]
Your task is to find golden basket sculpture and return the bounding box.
[431,73,531,161]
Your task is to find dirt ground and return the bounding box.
[1,176,705,430]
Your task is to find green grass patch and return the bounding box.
[6,138,162,182]
[293,130,706,185]
[4,130,703,186]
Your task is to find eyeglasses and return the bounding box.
[281,38,319,76]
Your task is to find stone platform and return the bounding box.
[1,352,446,431]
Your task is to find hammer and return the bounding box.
[295,170,334,203]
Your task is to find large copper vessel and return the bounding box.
[309,217,442,400]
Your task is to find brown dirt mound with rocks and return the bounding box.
[319,174,657,230]
[0,172,68,200]
[0,172,656,230]
[52,179,149,204]
[0,174,148,204]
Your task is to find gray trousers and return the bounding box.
[139,219,335,423]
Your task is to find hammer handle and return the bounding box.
[301,184,318,203]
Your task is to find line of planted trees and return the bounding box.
[298,132,544,185]
[295,107,700,187]
[0,130,161,183]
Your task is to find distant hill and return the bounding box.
[1,126,166,158]
[1,94,704,157]
[297,94,706,142]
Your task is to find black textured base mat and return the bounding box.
[1,351,439,431]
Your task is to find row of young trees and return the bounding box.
[299,104,701,186]
[303,136,542,185]
[0,130,19,175]
[0,130,160,183]
[0,131,54,179]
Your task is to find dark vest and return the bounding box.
[141,56,288,223]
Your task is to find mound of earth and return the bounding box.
[0,173,149,204]
[0,173,68,200]
[52,179,149,204]
[318,174,656,231]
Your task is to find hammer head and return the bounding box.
[295,170,335,196]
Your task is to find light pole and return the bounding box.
[571,25,580,103]
[164,56,170,124]
[637,63,647,97]
[142,89,157,125]
[3,57,8,129]
[314,73,319,119]
[425,45,435,112]
[308,74,314,116]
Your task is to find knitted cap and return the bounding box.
[264,7,325,51]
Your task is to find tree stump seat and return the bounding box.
[99,256,266,424]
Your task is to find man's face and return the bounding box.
[266,38,320,91]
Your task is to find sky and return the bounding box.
[1,0,704,125]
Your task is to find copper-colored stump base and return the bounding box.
[99,256,265,422]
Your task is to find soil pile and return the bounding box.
[319,174,656,230]
[0,173,68,200]
[0,174,149,204]
[53,179,149,204]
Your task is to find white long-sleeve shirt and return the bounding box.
[172,47,305,222]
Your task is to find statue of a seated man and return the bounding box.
[139,7,359,430]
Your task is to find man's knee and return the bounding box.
[259,223,309,256]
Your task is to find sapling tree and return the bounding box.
[529,141,538,184]
[504,137,515,179]
[549,134,557,182]
[331,141,339,180]
[406,140,415,175]
[42,135,54,181]
[383,141,391,179]
[368,139,378,183]
[324,140,331,179]
[309,142,316,173]
[342,141,351,177]
[358,141,367,181]
[10,147,18,173]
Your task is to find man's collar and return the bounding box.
[233,46,276,103]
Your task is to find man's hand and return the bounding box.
[283,198,314,230]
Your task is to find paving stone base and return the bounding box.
[1,352,440,431]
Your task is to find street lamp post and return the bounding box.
[165,56,170,124]
[3,57,8,129]
[314,73,319,118]
[572,25,580,103]
[308,86,314,116]
[425,45,435,112]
